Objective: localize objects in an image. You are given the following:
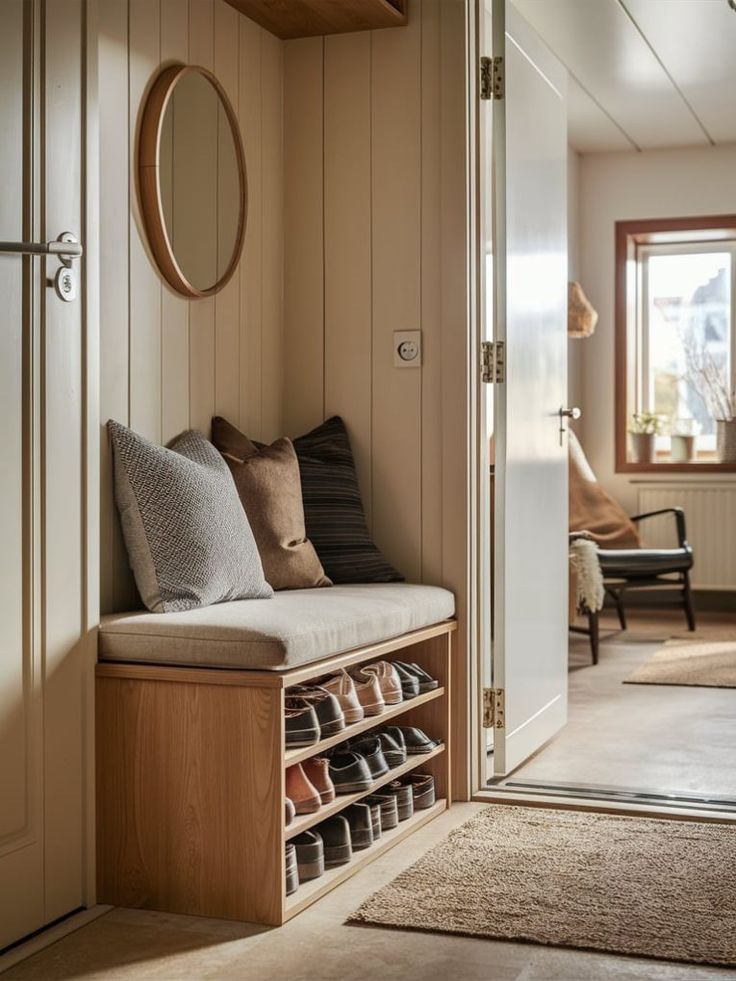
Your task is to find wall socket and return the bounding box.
[393,330,422,368]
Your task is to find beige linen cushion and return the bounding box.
[99,583,456,671]
[211,416,331,591]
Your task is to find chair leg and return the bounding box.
[682,572,696,632]
[588,609,599,665]
[606,586,627,631]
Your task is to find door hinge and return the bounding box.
[481,340,504,383]
[480,56,504,100]
[483,688,505,729]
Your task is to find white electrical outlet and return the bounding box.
[394,330,422,368]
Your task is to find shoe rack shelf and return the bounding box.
[284,685,445,766]
[96,619,454,927]
[286,743,446,839]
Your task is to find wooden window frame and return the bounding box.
[615,214,736,473]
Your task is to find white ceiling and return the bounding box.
[512,0,736,153]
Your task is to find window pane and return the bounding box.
[647,250,731,444]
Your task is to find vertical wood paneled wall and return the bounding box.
[99,0,283,613]
[283,0,467,592]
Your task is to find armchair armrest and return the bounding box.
[629,507,688,548]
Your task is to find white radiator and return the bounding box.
[637,485,736,589]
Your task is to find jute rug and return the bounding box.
[624,638,736,688]
[348,806,736,967]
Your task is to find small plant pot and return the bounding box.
[629,431,655,464]
[670,434,696,464]
[716,419,736,464]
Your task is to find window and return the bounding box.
[615,216,736,471]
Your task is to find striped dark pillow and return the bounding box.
[293,417,403,584]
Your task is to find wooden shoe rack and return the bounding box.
[96,620,454,926]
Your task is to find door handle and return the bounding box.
[558,406,581,444]
[0,232,82,302]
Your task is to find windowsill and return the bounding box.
[617,458,736,474]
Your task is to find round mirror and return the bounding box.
[138,65,246,298]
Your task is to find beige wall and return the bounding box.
[99,0,283,613]
[282,0,468,593]
[577,143,736,514]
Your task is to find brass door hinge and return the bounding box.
[483,688,505,729]
[481,340,504,383]
[480,56,504,100]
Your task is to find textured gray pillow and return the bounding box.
[108,421,273,612]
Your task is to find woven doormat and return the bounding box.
[624,639,736,688]
[348,806,736,967]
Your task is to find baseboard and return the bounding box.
[0,906,112,974]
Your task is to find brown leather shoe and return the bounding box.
[302,757,336,805]
[285,763,322,815]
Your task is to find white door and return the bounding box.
[0,0,92,949]
[485,0,569,777]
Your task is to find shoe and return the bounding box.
[285,797,296,826]
[365,792,399,830]
[394,661,439,694]
[320,669,365,725]
[396,725,440,755]
[284,698,320,747]
[400,772,436,810]
[328,751,373,794]
[317,815,352,867]
[285,763,322,814]
[358,661,403,705]
[380,780,414,821]
[287,685,346,737]
[285,842,299,895]
[302,757,336,805]
[293,830,324,881]
[346,735,389,779]
[368,801,382,840]
[391,662,421,699]
[349,669,385,717]
[371,727,406,768]
[344,803,373,850]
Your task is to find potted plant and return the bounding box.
[628,412,663,464]
[670,418,697,464]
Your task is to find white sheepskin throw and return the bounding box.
[570,537,604,613]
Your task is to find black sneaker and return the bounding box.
[371,727,407,767]
[347,735,389,779]
[394,661,439,694]
[400,772,436,810]
[365,792,399,830]
[344,802,373,850]
[379,780,414,821]
[317,815,352,867]
[284,698,320,747]
[392,662,421,699]
[292,830,324,881]
[328,751,373,793]
[285,842,299,895]
[287,685,346,737]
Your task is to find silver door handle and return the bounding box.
[558,406,581,444]
[0,232,83,263]
[0,232,82,302]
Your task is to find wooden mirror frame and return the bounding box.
[138,64,247,298]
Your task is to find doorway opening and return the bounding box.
[476,0,736,818]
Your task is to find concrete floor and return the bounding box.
[3,802,734,981]
[503,611,736,798]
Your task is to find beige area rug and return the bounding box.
[624,638,736,688]
[348,806,736,967]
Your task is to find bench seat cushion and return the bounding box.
[99,583,455,671]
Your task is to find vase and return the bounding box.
[629,432,655,464]
[716,419,736,464]
[670,434,695,464]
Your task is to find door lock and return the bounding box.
[558,406,581,444]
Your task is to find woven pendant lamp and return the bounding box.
[568,281,598,338]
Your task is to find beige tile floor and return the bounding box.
[4,802,734,981]
[502,611,736,798]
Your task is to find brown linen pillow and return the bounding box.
[211,416,331,590]
[569,447,640,549]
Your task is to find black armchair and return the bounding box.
[597,506,695,633]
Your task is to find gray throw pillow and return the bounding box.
[108,420,273,612]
